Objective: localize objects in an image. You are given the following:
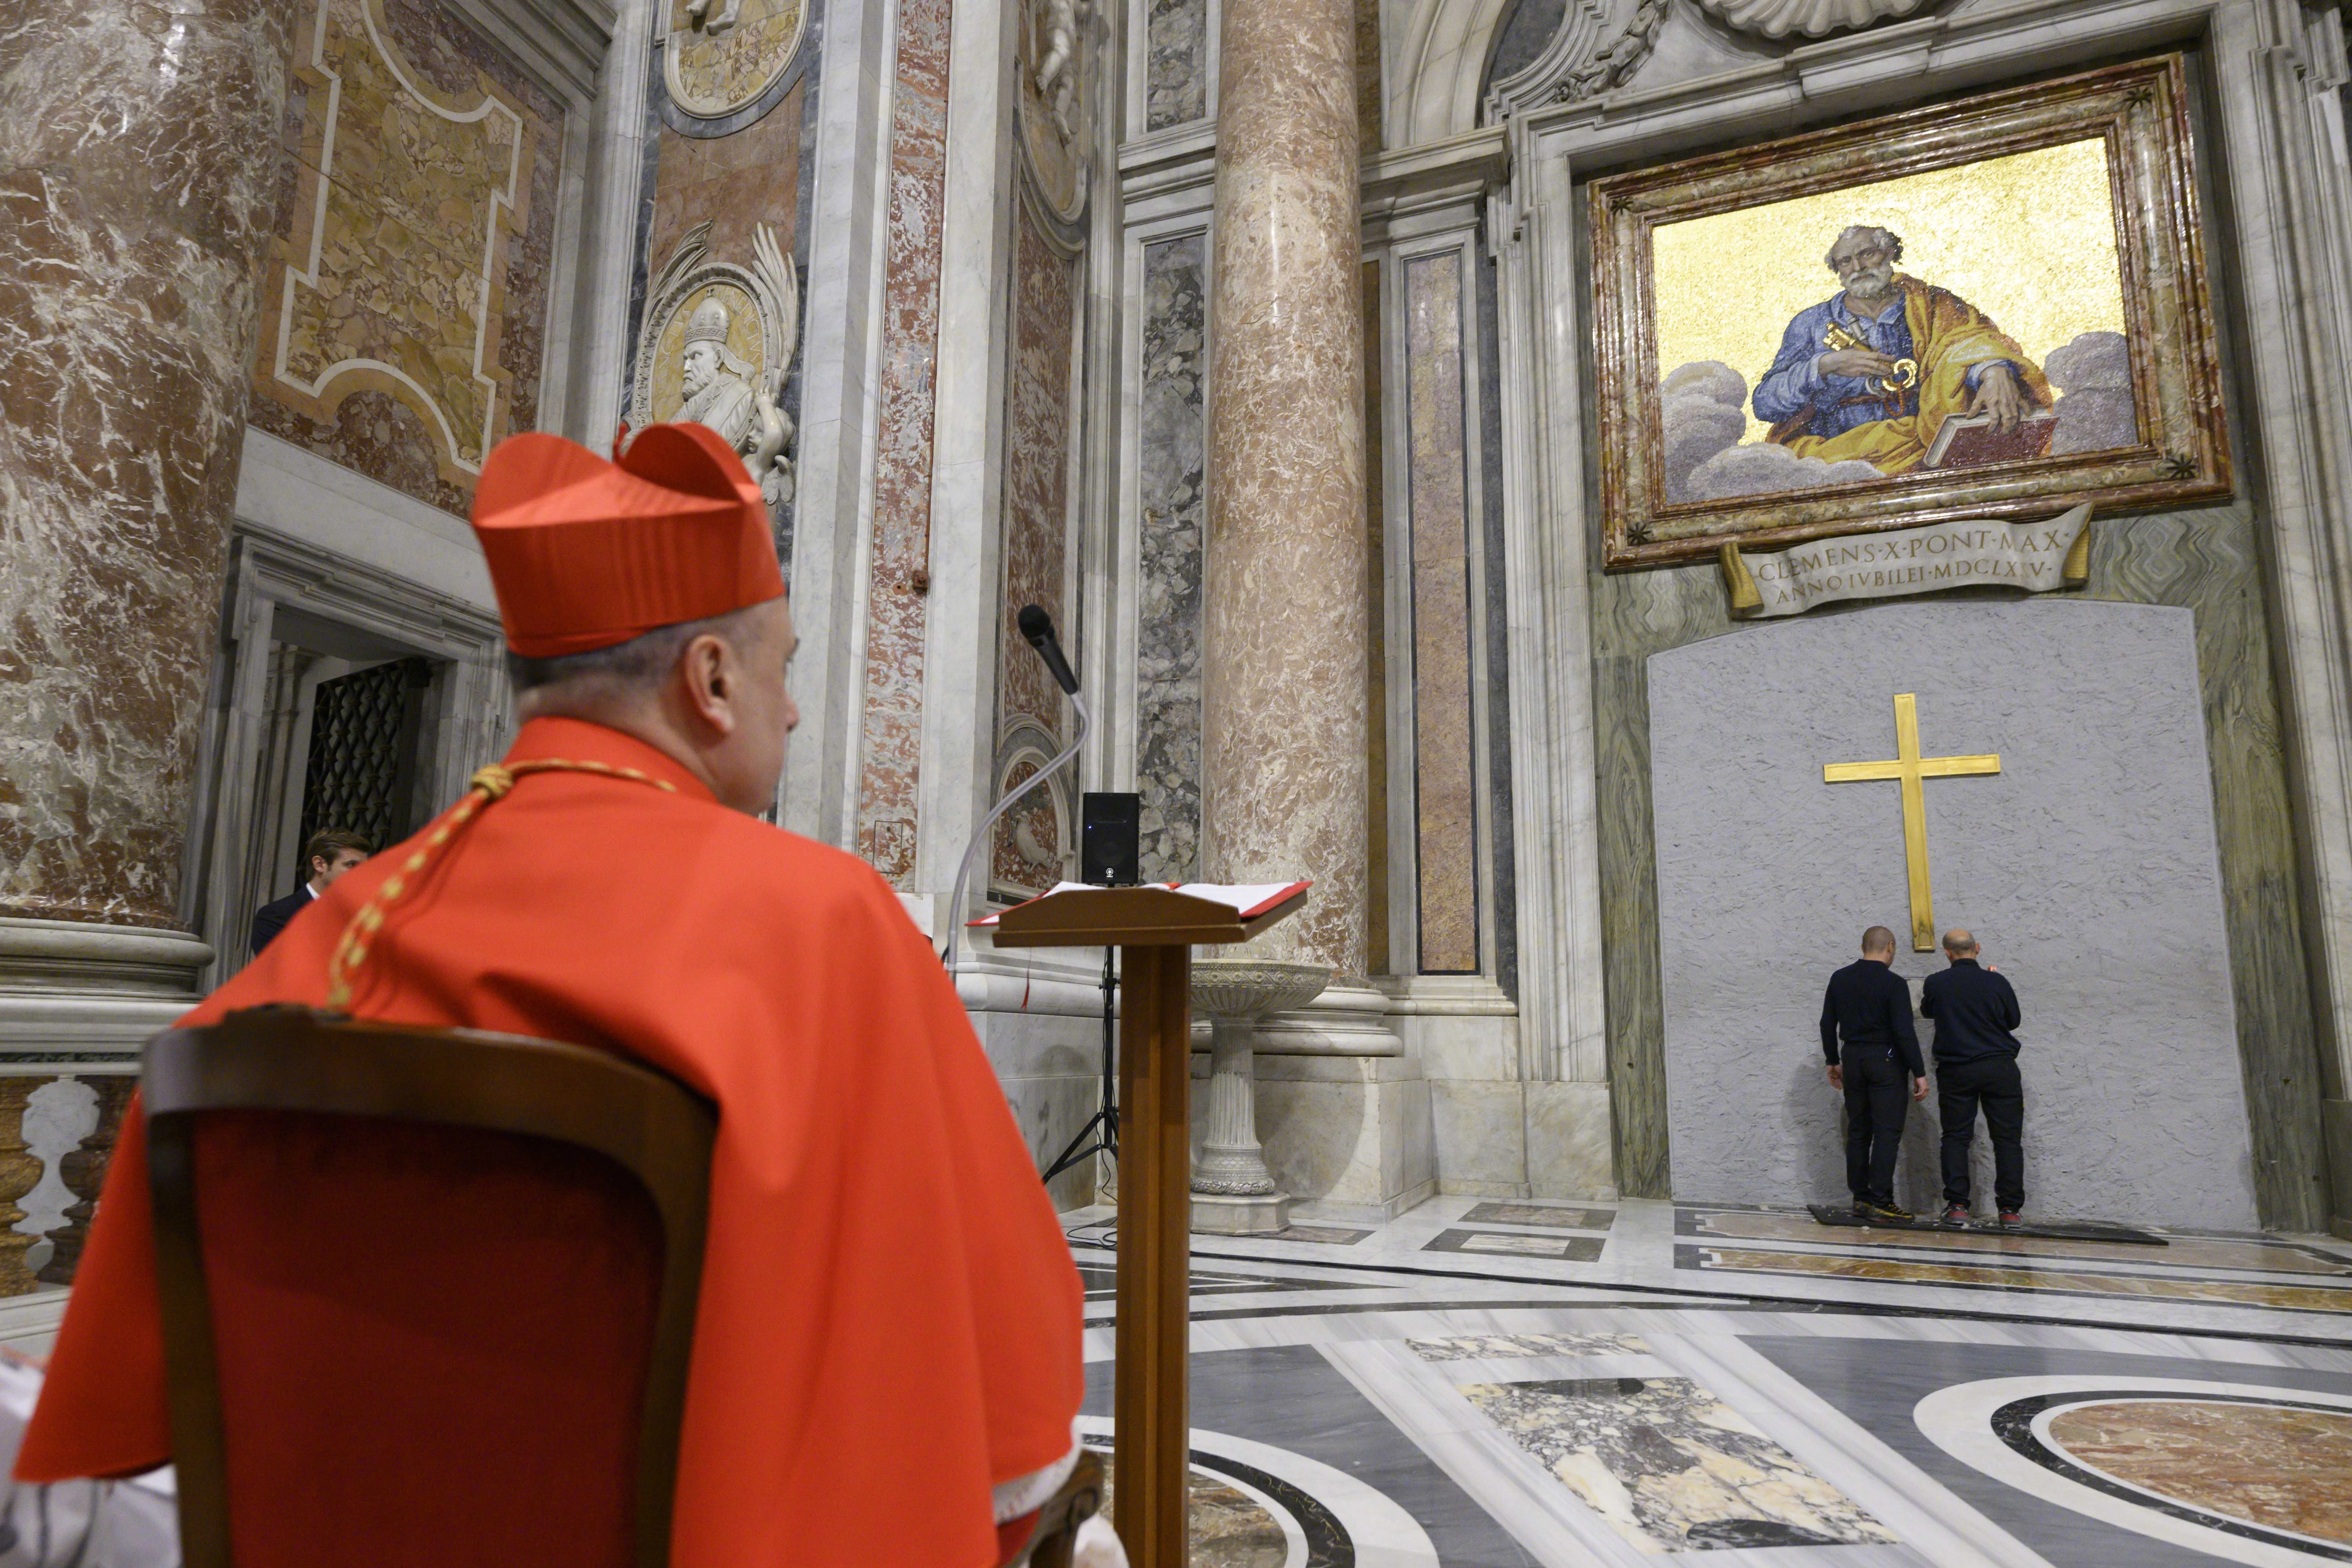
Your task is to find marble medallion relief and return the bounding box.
[664,0,808,124]
[631,222,801,512]
[254,0,546,492]
[1019,0,1098,221]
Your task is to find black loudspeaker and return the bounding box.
[1081,792,1142,886]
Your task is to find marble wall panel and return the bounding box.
[990,206,1079,896]
[1365,257,1390,970]
[1356,0,1382,150]
[1136,235,1207,884]
[1475,248,1517,1002]
[1404,253,1477,975]
[646,81,805,283]
[0,0,299,924]
[853,0,954,885]
[248,0,565,515]
[1144,0,1209,131]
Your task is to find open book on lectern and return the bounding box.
[968,880,1311,928]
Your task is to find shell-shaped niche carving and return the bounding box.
[1691,0,1932,39]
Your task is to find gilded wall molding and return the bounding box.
[255,0,534,488]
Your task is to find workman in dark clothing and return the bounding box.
[1820,925,1929,1221]
[1921,927,2025,1226]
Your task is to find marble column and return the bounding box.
[0,0,296,928]
[1202,0,1370,971]
[0,2,284,1061]
[1200,0,1433,1222]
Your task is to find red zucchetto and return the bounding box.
[470,423,785,658]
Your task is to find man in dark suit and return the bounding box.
[249,828,372,957]
[1820,925,1929,1221]
[1921,927,2025,1226]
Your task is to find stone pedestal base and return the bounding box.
[0,919,215,1064]
[1189,1190,1292,1234]
[957,966,1114,1214]
[1527,1081,1617,1201]
[1251,1053,1434,1223]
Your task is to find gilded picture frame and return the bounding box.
[1589,55,2229,570]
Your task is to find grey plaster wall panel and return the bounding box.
[1645,599,2258,1228]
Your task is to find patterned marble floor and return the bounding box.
[1063,1194,2352,1566]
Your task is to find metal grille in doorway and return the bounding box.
[299,657,431,852]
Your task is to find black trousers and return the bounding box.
[1939,1054,2025,1211]
[1841,1044,1909,1207]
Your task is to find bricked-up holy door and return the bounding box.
[299,658,434,853]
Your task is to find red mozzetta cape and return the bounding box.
[17,717,1086,1568]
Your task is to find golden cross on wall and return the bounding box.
[1823,693,2000,952]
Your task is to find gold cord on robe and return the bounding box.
[326,759,678,1007]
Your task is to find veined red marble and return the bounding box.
[990,206,1079,896]
[0,0,300,925]
[1201,0,1370,973]
[853,0,953,886]
[649,81,805,286]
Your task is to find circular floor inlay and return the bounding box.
[1919,1376,2352,1567]
[2044,1400,2352,1547]
[1095,1456,1293,1567]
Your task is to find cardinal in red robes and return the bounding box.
[16,423,1089,1567]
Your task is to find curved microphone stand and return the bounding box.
[940,689,1091,974]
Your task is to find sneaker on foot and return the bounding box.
[1942,1204,1970,1224]
[1997,1209,2023,1227]
[1860,1200,1915,1223]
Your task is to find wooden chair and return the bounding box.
[1015,1448,1105,1568]
[143,1004,1107,1568]
[143,1006,716,1568]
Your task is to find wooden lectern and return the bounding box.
[987,884,1307,1568]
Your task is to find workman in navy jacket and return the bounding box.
[1820,926,1928,1221]
[1920,927,2025,1225]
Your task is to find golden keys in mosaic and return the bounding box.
[1823,694,1999,951]
[1822,321,1919,395]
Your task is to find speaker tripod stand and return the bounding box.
[1043,947,1118,1182]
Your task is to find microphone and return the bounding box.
[1018,605,1080,695]
[941,607,1093,971]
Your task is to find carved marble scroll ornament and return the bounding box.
[1485,0,1668,118]
[1690,0,1932,39]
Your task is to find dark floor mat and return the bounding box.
[1805,1203,2165,1245]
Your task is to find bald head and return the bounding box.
[1861,926,1897,959]
[1942,928,1980,958]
